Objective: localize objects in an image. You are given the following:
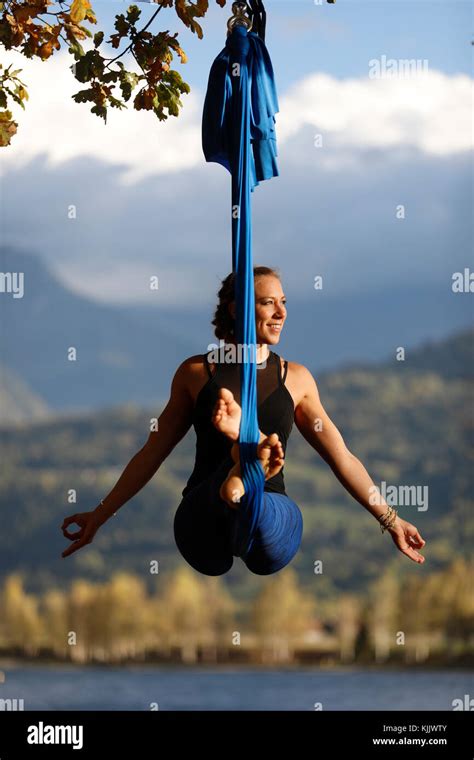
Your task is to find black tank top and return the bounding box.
[181,350,294,497]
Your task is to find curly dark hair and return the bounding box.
[211,266,281,341]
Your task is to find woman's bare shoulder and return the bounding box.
[180,352,207,367]
[174,354,211,402]
[176,353,209,379]
[282,359,317,407]
[285,359,314,380]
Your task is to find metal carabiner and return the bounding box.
[227,1,253,35]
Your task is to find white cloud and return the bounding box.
[2,48,471,185]
[1,49,203,185]
[277,69,472,158]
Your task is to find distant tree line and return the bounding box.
[0,559,472,666]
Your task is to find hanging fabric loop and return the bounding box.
[202,18,279,558]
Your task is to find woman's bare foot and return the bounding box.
[212,388,241,442]
[219,433,285,509]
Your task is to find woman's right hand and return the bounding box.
[61,510,104,558]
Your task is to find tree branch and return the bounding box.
[103,1,165,70]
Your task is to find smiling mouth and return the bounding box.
[267,323,282,332]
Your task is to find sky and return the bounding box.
[1,0,472,309]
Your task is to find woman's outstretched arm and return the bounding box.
[293,364,426,564]
[60,358,194,558]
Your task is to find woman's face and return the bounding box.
[229,275,287,344]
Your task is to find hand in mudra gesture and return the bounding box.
[61,510,104,558]
[388,517,426,564]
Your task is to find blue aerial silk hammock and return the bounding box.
[201,7,279,558]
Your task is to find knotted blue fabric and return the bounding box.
[202,25,280,559]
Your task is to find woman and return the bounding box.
[61,266,426,575]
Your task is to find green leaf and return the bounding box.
[72,56,92,83]
[93,31,104,48]
[91,103,107,122]
[71,88,96,104]
[114,13,130,35]
[126,5,141,24]
[68,40,86,59]
[109,95,127,110]
[121,69,139,85]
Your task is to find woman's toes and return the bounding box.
[219,388,234,405]
[212,388,241,441]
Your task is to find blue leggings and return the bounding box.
[173,456,303,576]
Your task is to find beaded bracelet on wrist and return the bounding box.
[378,505,398,533]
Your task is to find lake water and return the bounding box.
[0,666,472,710]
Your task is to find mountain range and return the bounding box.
[0,246,472,420]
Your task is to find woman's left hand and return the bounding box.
[387,517,426,564]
